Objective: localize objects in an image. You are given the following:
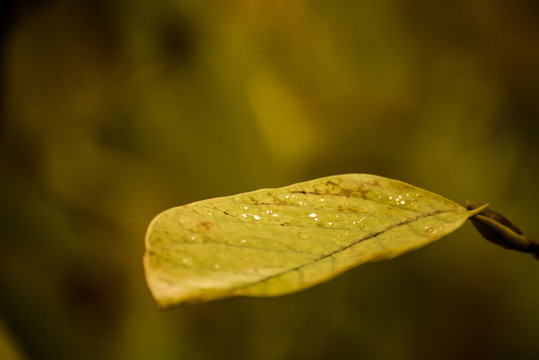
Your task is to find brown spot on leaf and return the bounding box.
[198,220,214,231]
[271,194,285,205]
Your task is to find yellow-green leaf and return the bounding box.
[144,174,484,309]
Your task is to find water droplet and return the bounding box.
[235,197,239,201]
[241,239,247,244]
[353,221,356,225]
[400,200,406,205]
[335,214,339,218]
[299,201,304,205]
[308,213,317,218]
[207,211,212,216]
[314,218,319,221]
[241,213,247,218]
[244,206,248,210]
[285,195,289,199]
[389,196,393,200]
[272,213,278,217]
[190,235,196,240]
[182,257,193,266]
[292,194,296,198]
[406,193,410,197]
[253,215,261,220]
[320,198,325,202]
[328,222,333,225]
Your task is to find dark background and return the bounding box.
[1,1,538,359]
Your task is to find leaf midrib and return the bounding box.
[234,208,447,291]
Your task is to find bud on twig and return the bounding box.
[466,201,539,260]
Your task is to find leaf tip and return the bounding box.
[465,201,488,216]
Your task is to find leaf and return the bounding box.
[144,174,485,309]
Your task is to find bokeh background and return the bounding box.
[1,1,538,359]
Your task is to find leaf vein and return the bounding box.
[237,209,446,290]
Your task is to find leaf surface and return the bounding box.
[144,174,484,308]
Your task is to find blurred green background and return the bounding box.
[1,1,538,359]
